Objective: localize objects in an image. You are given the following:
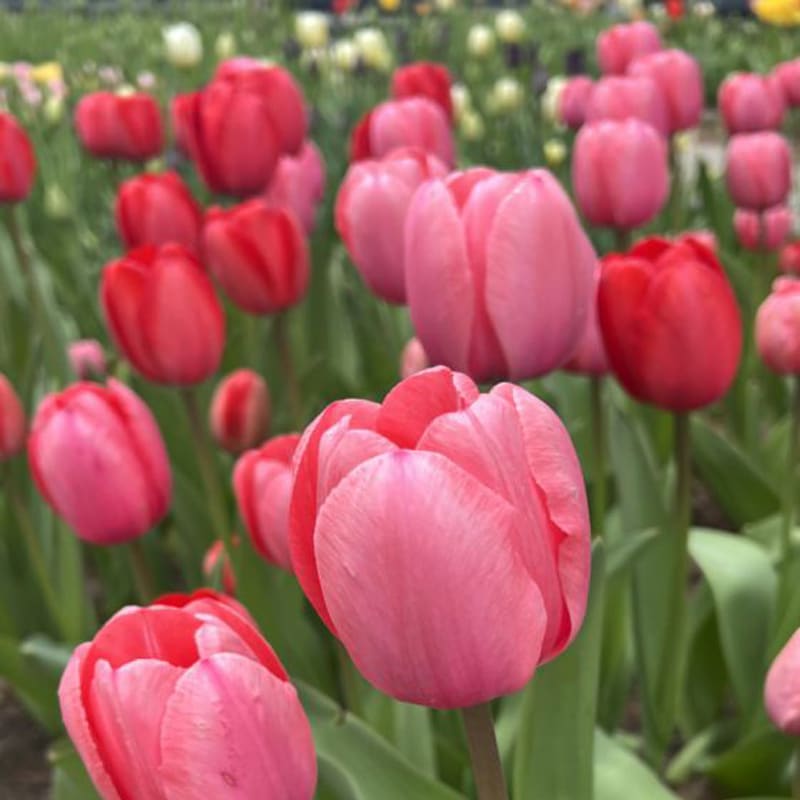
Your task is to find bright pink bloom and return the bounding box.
[400,337,430,378]
[766,627,800,735]
[780,242,800,275]
[263,141,326,234]
[725,132,792,211]
[0,374,26,460]
[234,434,300,571]
[557,76,594,130]
[289,367,591,709]
[68,339,106,379]
[209,369,270,454]
[349,98,455,166]
[572,119,669,231]
[58,590,317,799]
[203,200,310,315]
[115,171,202,255]
[405,168,595,382]
[391,61,453,121]
[718,73,785,134]
[756,279,800,375]
[773,59,800,107]
[336,147,447,304]
[628,49,703,134]
[28,380,171,544]
[584,76,669,137]
[0,112,36,202]
[734,206,792,252]
[596,21,662,75]
[564,264,608,376]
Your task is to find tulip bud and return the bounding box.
[573,119,669,231]
[295,12,330,49]
[355,28,392,71]
[781,242,800,275]
[598,237,742,411]
[460,110,485,141]
[68,339,106,379]
[466,24,496,58]
[734,206,792,252]
[392,61,453,121]
[162,22,203,69]
[332,39,359,72]
[203,539,237,595]
[101,244,225,385]
[773,59,800,107]
[766,628,800,735]
[214,31,237,61]
[495,9,526,43]
[289,367,591,708]
[756,279,800,375]
[718,73,785,134]
[584,76,669,137]
[0,112,36,202]
[204,201,309,315]
[210,369,270,454]
[29,380,171,544]
[450,83,471,119]
[400,337,430,378]
[725,132,792,212]
[596,21,662,76]
[543,139,567,167]
[59,590,317,799]
[43,184,70,220]
[556,76,594,129]
[234,434,300,570]
[0,375,26,460]
[115,171,202,255]
[488,76,525,114]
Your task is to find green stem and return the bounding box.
[128,539,156,604]
[614,228,632,253]
[335,641,362,716]
[274,312,302,428]
[180,388,234,559]
[461,703,509,800]
[590,376,607,539]
[4,206,69,384]
[781,377,800,574]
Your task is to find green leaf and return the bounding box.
[50,738,102,800]
[594,730,680,800]
[688,528,777,718]
[296,682,464,800]
[513,544,606,800]
[606,527,663,579]
[392,703,437,779]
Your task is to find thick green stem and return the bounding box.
[128,539,156,604]
[274,312,302,428]
[4,207,69,384]
[590,376,607,539]
[781,377,800,573]
[461,703,509,800]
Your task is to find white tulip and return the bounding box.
[467,24,495,58]
[295,11,330,50]
[162,22,203,69]
[495,9,526,43]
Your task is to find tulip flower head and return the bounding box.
[756,278,800,375]
[0,112,36,202]
[0,374,26,460]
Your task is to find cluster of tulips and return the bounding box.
[2,8,800,800]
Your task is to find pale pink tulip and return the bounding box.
[68,339,106,379]
[718,73,785,134]
[766,627,800,734]
[400,337,430,378]
[263,141,326,234]
[585,76,669,137]
[557,76,594,130]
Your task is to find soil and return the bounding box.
[0,683,50,800]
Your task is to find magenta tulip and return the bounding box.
[718,73,785,134]
[756,279,800,375]
[596,21,662,75]
[557,76,594,130]
[725,132,792,211]
[734,206,792,252]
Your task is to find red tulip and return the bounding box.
[203,200,309,315]
[209,369,271,454]
[725,132,792,211]
[773,59,800,107]
[734,206,792,252]
[263,140,326,234]
[564,264,608,377]
[0,374,26,460]
[336,146,447,304]
[391,61,454,121]
[557,76,594,130]
[74,91,163,161]
[756,279,800,376]
[628,49,703,134]
[718,73,785,134]
[59,590,317,799]
[170,91,196,153]
[115,171,202,255]
[598,237,742,411]
[585,76,669,137]
[780,242,800,275]
[405,168,596,381]
[234,434,300,571]
[573,119,669,231]
[101,244,225,385]
[290,367,591,709]
[0,112,36,202]
[28,380,171,544]
[350,98,455,166]
[68,339,106,379]
[203,540,237,596]
[400,337,430,378]
[596,21,662,76]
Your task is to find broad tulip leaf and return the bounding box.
[706,729,793,796]
[50,738,101,800]
[0,635,61,731]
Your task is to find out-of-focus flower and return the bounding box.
[542,76,568,122]
[495,9,526,43]
[43,94,64,124]
[488,76,524,114]
[753,0,800,25]
[30,62,63,86]
[0,375,26,461]
[332,39,359,71]
[693,1,716,15]
[460,110,485,140]
[163,22,203,69]
[264,140,326,234]
[136,71,157,91]
[780,242,800,274]
[467,24,496,58]
[355,28,392,71]
[295,12,329,49]
[734,206,792,252]
[544,139,567,167]
[436,0,457,10]
[68,340,106,379]
[215,31,237,61]
[400,337,429,377]
[380,0,403,10]
[451,83,471,119]
[44,184,71,219]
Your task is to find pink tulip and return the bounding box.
[628,49,703,134]
[203,540,237,596]
[0,374,26,460]
[773,59,800,107]
[596,21,662,76]
[564,264,608,376]
[234,434,300,571]
[59,590,317,799]
[405,168,595,381]
[557,76,594,130]
[573,119,669,231]
[28,380,171,545]
[400,337,430,378]
[756,279,800,375]
[726,132,792,211]
[734,206,792,252]
[68,339,106,379]
[210,369,271,454]
[781,242,800,275]
[585,76,669,137]
[350,98,455,167]
[718,73,785,134]
[289,367,591,709]
[336,146,448,304]
[766,627,800,734]
[263,140,326,234]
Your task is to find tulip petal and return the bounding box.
[316,450,546,708]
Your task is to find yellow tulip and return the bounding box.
[379,0,402,11]
[31,61,63,85]
[753,0,800,25]
[543,139,567,168]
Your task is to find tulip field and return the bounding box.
[4,0,800,798]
